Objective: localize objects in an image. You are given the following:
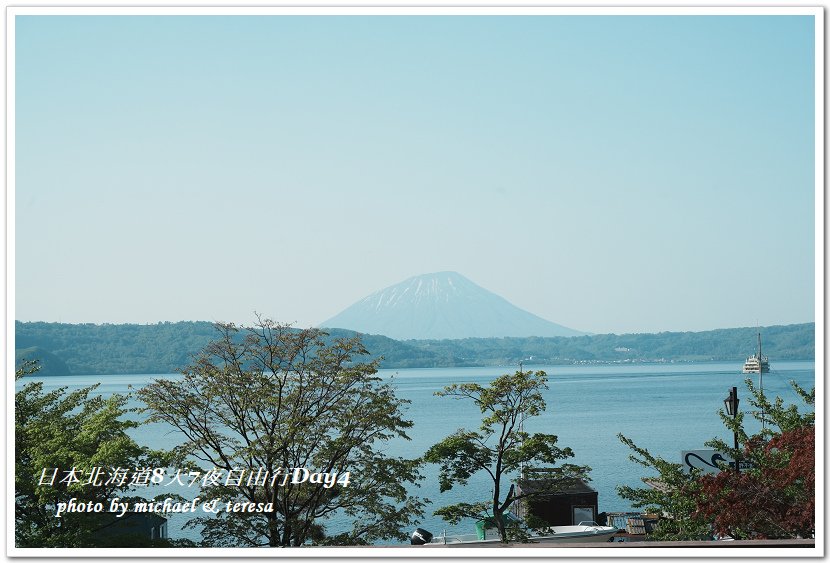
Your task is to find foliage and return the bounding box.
[615,435,711,540]
[692,380,814,539]
[15,360,163,547]
[618,379,814,541]
[694,426,814,539]
[136,318,426,547]
[15,321,814,375]
[424,370,590,543]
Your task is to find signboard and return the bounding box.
[681,450,752,474]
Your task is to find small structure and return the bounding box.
[513,474,599,527]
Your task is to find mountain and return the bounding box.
[319,271,584,340]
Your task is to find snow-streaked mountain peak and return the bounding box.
[359,272,471,310]
[321,272,583,341]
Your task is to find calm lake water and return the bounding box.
[17,361,815,544]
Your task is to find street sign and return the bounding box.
[681,450,752,474]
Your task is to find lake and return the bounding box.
[16,360,815,544]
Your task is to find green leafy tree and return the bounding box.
[615,435,711,540]
[423,370,590,543]
[618,379,814,541]
[137,318,426,547]
[15,360,163,547]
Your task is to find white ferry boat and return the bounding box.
[742,332,769,374]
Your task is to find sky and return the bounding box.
[12,11,819,335]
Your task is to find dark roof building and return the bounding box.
[514,476,599,528]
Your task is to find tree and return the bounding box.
[691,380,814,539]
[618,379,814,541]
[693,426,814,539]
[136,318,425,547]
[615,435,711,540]
[15,360,161,547]
[423,370,590,543]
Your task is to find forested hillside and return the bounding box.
[16,321,218,375]
[15,321,814,376]
[403,323,814,366]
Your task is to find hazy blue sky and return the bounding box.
[14,13,817,334]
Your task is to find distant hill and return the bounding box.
[15,321,219,376]
[401,323,815,366]
[15,320,814,376]
[320,271,584,340]
[15,346,71,376]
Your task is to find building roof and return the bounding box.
[516,476,596,496]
